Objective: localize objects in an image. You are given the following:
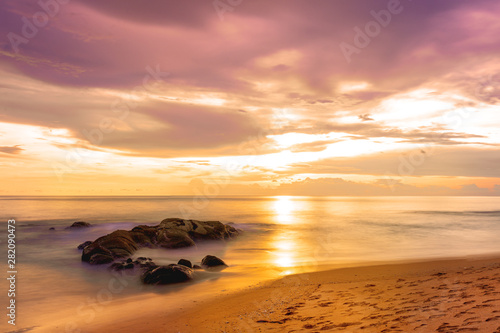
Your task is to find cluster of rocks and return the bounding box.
[107,256,227,285]
[73,218,238,285]
[79,218,239,265]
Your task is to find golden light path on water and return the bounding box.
[271,196,301,275]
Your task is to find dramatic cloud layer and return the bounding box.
[0,0,499,195]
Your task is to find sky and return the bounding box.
[0,0,499,196]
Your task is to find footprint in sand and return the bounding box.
[317,301,333,307]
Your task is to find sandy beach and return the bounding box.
[89,256,500,333]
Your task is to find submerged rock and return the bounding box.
[110,259,135,271]
[201,255,227,267]
[68,221,92,229]
[178,259,192,268]
[141,264,193,285]
[109,257,156,272]
[77,241,92,250]
[81,218,239,265]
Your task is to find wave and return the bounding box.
[409,210,500,216]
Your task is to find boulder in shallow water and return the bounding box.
[141,264,193,285]
[68,221,92,229]
[159,218,239,241]
[201,255,227,267]
[88,253,114,265]
[177,259,192,268]
[134,257,156,270]
[82,230,138,264]
[110,258,135,271]
[157,229,195,248]
[81,218,240,265]
[109,257,156,271]
[77,241,92,251]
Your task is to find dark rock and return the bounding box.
[68,221,91,229]
[193,265,202,270]
[159,218,239,241]
[136,257,153,262]
[110,260,135,271]
[134,257,156,270]
[87,253,114,265]
[77,241,92,250]
[49,227,55,231]
[141,264,193,285]
[177,259,192,268]
[81,219,239,265]
[110,257,156,271]
[82,230,138,264]
[110,262,122,270]
[157,229,195,248]
[130,225,156,247]
[201,255,227,267]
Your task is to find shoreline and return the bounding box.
[81,254,500,333]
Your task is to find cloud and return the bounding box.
[286,147,500,178]
[0,0,498,95]
[0,145,23,154]
[216,177,500,196]
[97,102,262,156]
[1,0,500,195]
[358,114,374,121]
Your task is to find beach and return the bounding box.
[3,196,500,332]
[2,0,499,330]
[89,256,500,333]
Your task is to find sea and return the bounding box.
[1,195,500,332]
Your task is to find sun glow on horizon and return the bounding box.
[1,1,499,196]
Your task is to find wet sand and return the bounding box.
[91,256,500,333]
[21,256,500,332]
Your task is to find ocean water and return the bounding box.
[1,196,500,331]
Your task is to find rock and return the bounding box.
[81,219,239,265]
[110,257,157,271]
[49,227,55,231]
[87,253,114,265]
[130,225,156,247]
[201,255,227,267]
[141,264,193,285]
[67,221,91,229]
[157,229,195,248]
[193,265,202,270]
[77,241,92,250]
[159,218,239,241]
[110,260,135,271]
[134,257,156,270]
[177,259,192,268]
[82,230,138,264]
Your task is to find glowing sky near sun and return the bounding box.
[0,0,499,195]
